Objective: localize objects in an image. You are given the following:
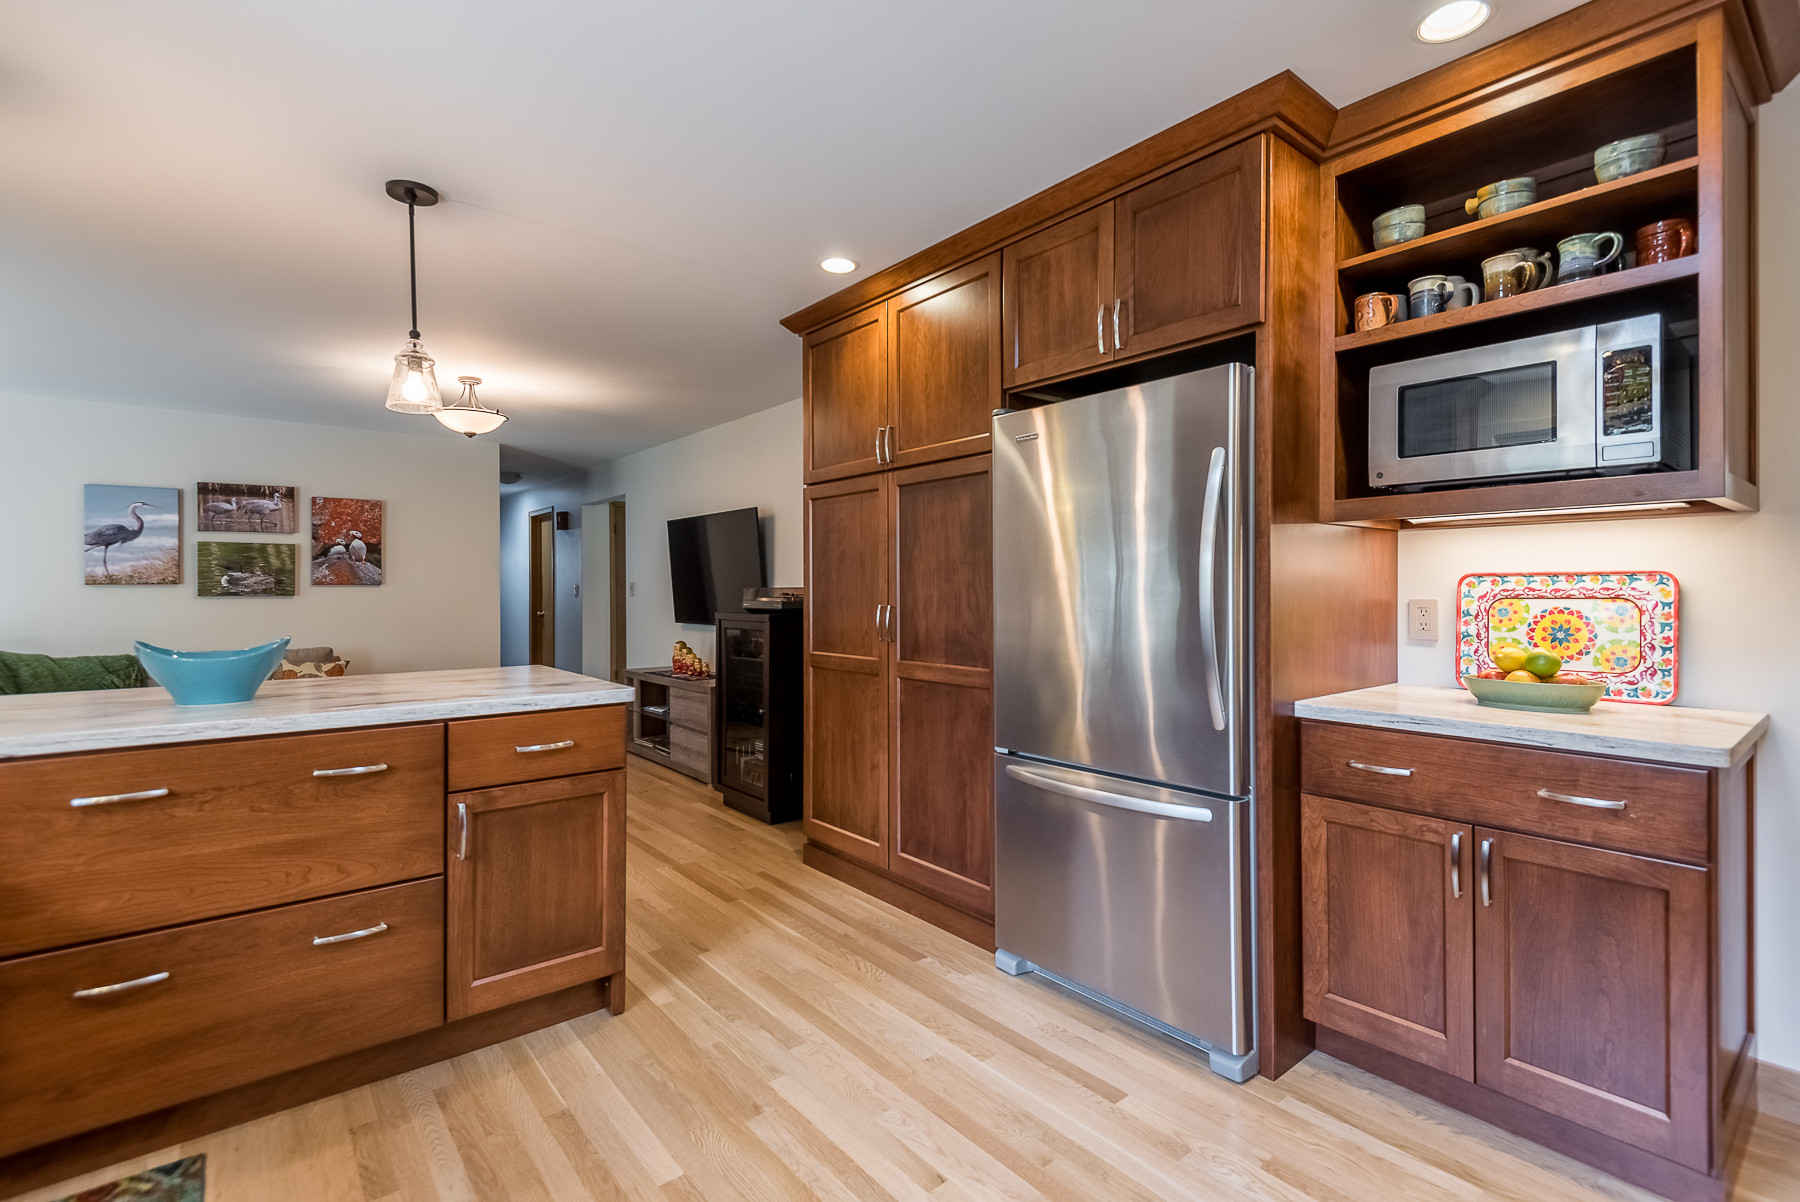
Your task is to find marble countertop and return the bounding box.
[1294,684,1767,769]
[0,666,634,760]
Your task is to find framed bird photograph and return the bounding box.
[196,482,297,534]
[311,497,384,586]
[84,484,182,585]
[197,541,297,597]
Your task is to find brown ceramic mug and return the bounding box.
[1353,292,1408,331]
[1636,218,1696,264]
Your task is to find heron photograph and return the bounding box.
[83,484,181,585]
[196,481,297,533]
[197,541,296,597]
[311,496,383,586]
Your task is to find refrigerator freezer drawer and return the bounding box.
[993,756,1251,1061]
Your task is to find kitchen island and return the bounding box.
[1294,683,1765,1202]
[0,665,634,1197]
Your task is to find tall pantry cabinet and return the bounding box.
[802,254,1000,937]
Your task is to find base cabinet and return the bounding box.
[1300,720,1753,1200]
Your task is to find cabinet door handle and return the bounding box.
[313,922,389,946]
[886,603,896,643]
[1449,831,1462,899]
[1112,298,1122,349]
[874,603,884,640]
[886,425,896,461]
[457,801,470,860]
[73,971,169,999]
[515,740,575,753]
[312,763,388,778]
[70,787,170,808]
[1479,838,1494,907]
[1347,760,1413,777]
[1097,304,1107,354]
[1536,787,1626,811]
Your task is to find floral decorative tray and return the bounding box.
[1456,571,1679,705]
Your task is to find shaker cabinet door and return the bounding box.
[1473,829,1710,1168]
[1113,137,1264,357]
[887,457,994,916]
[889,254,1000,469]
[805,303,890,483]
[1003,204,1115,388]
[1301,793,1475,1080]
[803,476,891,866]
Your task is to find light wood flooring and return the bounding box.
[12,758,1799,1201]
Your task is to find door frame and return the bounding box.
[529,508,556,667]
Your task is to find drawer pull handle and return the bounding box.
[1347,760,1413,777]
[73,971,170,999]
[313,763,389,778]
[515,740,575,754]
[70,787,170,808]
[313,922,389,946]
[1536,787,1626,811]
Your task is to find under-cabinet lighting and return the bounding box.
[820,257,858,274]
[1415,0,1491,43]
[1404,501,1693,526]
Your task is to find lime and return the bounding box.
[1522,650,1562,678]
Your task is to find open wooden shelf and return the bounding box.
[1337,157,1698,286]
[1335,255,1698,353]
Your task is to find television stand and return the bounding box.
[623,667,715,784]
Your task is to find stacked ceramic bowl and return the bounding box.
[1372,204,1426,249]
[1463,177,1537,220]
[1594,133,1667,183]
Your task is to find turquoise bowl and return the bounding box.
[1463,674,1604,715]
[134,637,290,705]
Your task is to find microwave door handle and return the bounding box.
[1198,445,1227,732]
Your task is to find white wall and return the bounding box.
[498,472,587,672]
[588,399,802,668]
[581,499,616,681]
[1393,86,1800,1070]
[0,391,500,673]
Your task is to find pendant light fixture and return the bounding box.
[383,179,444,413]
[435,375,508,437]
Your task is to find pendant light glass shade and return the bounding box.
[434,375,507,437]
[386,337,444,413]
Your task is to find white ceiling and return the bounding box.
[2,0,1581,466]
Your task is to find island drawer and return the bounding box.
[0,724,445,956]
[0,876,444,1158]
[447,706,626,791]
[1300,721,1710,864]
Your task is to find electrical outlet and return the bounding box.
[1408,598,1439,641]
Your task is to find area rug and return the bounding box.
[55,1154,204,1202]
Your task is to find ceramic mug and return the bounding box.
[1408,273,1480,317]
[1556,231,1624,282]
[1353,291,1408,331]
[1445,275,1478,308]
[1482,248,1555,300]
[1636,218,1697,264]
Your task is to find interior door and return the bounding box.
[1301,794,1474,1080]
[529,509,556,667]
[889,254,1000,469]
[1002,204,1115,388]
[1113,138,1265,357]
[1474,828,1709,1168]
[804,303,890,483]
[447,769,624,1020]
[803,475,890,866]
[888,456,993,916]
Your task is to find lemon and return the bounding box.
[1493,645,1529,673]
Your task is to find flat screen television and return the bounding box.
[667,506,765,624]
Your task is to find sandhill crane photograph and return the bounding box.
[310,495,383,586]
[81,483,180,585]
[196,540,296,597]
[196,481,295,533]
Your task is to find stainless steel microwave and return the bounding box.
[1368,314,1690,490]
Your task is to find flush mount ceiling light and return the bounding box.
[1415,0,1491,42]
[383,179,444,413]
[434,375,508,437]
[820,256,858,274]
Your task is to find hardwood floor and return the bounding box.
[10,757,1798,1201]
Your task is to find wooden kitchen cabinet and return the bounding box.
[804,302,889,482]
[447,768,626,1020]
[888,254,1000,468]
[1003,205,1115,387]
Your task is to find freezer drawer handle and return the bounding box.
[1004,764,1213,822]
[1536,787,1626,811]
[1347,760,1413,777]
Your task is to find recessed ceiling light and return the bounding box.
[1415,0,1490,42]
[820,257,858,274]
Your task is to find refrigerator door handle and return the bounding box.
[1197,444,1228,732]
[1003,763,1214,822]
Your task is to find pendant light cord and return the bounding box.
[407,200,420,340]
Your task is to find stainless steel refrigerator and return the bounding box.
[991,363,1255,1081]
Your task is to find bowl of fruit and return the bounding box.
[1463,646,1605,715]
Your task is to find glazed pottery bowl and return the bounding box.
[1462,674,1604,715]
[1594,133,1667,183]
[135,637,290,705]
[1465,177,1536,220]
[1372,204,1427,249]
